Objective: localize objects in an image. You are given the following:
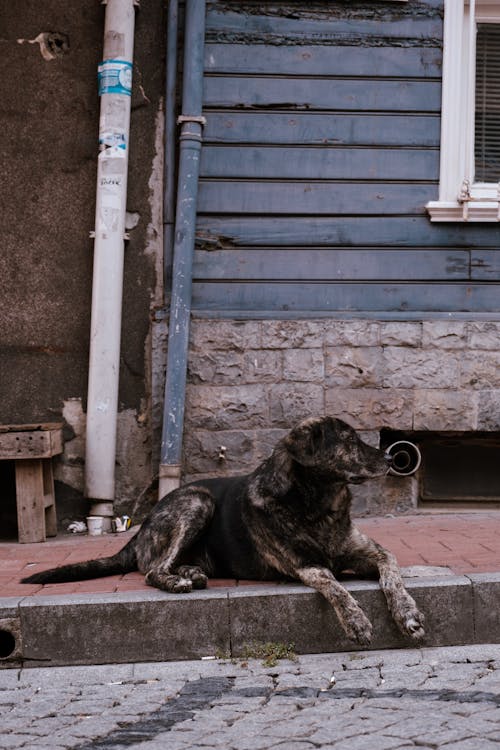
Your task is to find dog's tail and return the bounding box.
[20,535,138,585]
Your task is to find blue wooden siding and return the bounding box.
[193,1,500,316]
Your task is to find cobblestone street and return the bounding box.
[2,645,500,749]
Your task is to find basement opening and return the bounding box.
[380,430,500,510]
[0,629,16,660]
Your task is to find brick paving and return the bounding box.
[1,512,499,599]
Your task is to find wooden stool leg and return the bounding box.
[42,460,57,537]
[15,459,45,543]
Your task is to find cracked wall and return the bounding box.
[0,1,165,524]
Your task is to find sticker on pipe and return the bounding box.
[98,174,122,233]
[98,59,132,96]
[99,129,127,150]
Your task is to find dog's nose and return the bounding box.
[384,451,394,465]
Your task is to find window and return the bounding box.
[427,0,500,221]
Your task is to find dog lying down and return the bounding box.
[22,416,424,646]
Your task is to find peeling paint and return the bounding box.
[206,32,442,48]
[54,398,87,493]
[54,398,152,514]
[144,105,165,308]
[17,31,69,60]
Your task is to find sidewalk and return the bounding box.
[1,512,499,668]
[1,512,499,598]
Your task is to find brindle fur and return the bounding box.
[22,417,424,645]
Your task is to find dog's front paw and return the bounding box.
[343,611,373,647]
[401,609,425,640]
[393,602,425,641]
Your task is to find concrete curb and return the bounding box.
[1,573,499,669]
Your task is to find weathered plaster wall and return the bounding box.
[0,2,165,522]
[177,318,500,514]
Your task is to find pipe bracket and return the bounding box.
[101,1,140,6]
[177,115,207,127]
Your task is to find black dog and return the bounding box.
[22,416,424,645]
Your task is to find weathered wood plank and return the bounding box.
[0,428,63,459]
[15,459,45,544]
[43,461,57,537]
[200,146,439,180]
[471,250,500,280]
[195,217,500,248]
[205,44,442,77]
[203,112,441,147]
[192,282,500,314]
[0,422,63,434]
[203,77,441,112]
[206,5,442,46]
[197,181,435,215]
[193,249,470,281]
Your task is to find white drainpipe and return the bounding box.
[85,0,137,523]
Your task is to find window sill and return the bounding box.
[426,200,500,222]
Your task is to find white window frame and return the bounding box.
[427,0,500,222]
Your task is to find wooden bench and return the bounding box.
[0,424,63,543]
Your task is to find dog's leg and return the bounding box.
[144,522,200,592]
[139,489,215,593]
[344,528,425,641]
[296,566,373,646]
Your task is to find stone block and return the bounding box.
[227,583,405,656]
[188,350,244,385]
[382,348,461,389]
[325,388,413,430]
[380,322,422,347]
[325,347,384,388]
[477,390,500,430]
[228,576,474,655]
[190,320,262,351]
[413,389,478,431]
[181,428,288,484]
[0,598,23,619]
[243,350,283,383]
[182,429,257,475]
[351,475,418,516]
[283,349,324,382]
[460,351,500,389]
[422,321,467,349]
[268,384,324,427]
[323,320,381,347]
[260,320,326,349]
[403,576,474,647]
[467,321,500,350]
[468,573,500,644]
[19,591,231,667]
[185,384,269,429]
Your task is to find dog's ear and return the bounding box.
[249,444,293,505]
[284,418,334,466]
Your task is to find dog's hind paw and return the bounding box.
[175,565,208,590]
[145,570,193,593]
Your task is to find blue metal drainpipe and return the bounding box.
[159,0,206,498]
[163,0,178,295]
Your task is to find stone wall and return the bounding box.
[178,318,500,515]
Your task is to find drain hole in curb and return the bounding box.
[0,629,17,659]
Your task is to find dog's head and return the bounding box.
[283,416,390,484]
